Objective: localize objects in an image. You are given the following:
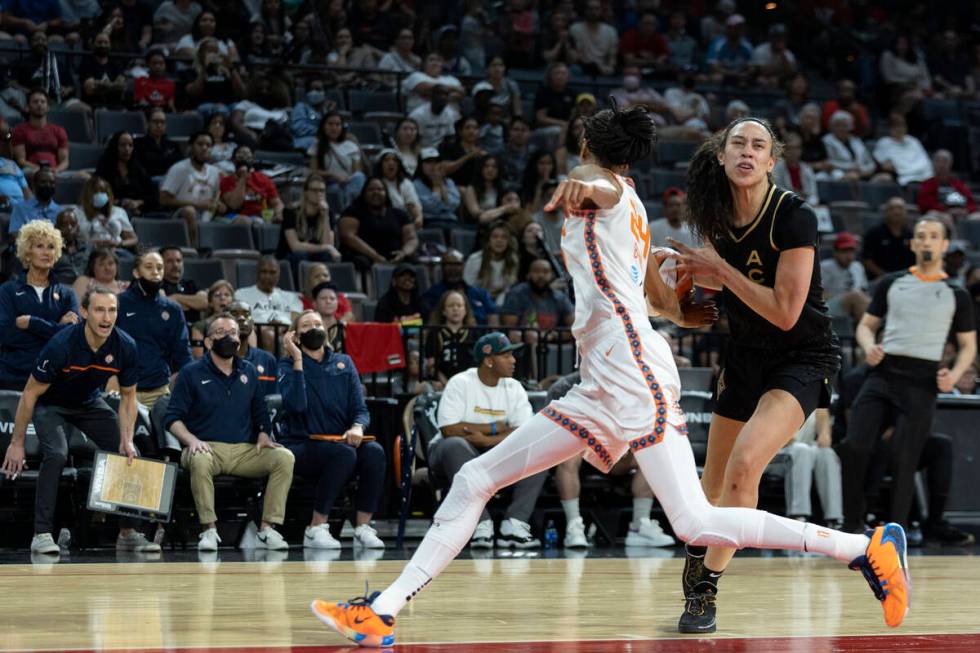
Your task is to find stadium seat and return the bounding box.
[417,227,446,246]
[678,367,713,393]
[657,140,699,167]
[255,150,306,167]
[449,228,476,255]
[48,109,92,143]
[326,189,345,216]
[961,221,980,250]
[181,259,225,289]
[829,201,870,235]
[360,298,377,321]
[165,113,204,141]
[132,219,194,253]
[349,90,401,116]
[371,263,396,296]
[817,179,859,203]
[649,169,687,195]
[326,261,359,293]
[859,182,903,208]
[68,142,103,171]
[95,110,146,143]
[253,222,281,254]
[53,176,85,204]
[197,223,258,254]
[348,122,383,147]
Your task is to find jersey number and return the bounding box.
[630,203,650,252]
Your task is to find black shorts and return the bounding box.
[713,345,839,423]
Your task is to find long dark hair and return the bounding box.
[520,150,557,203]
[685,117,784,247]
[374,150,407,184]
[95,131,146,182]
[474,154,503,200]
[347,176,391,215]
[315,111,348,167]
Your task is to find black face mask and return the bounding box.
[138,278,162,296]
[299,328,327,350]
[94,46,110,56]
[210,335,239,359]
[35,186,55,202]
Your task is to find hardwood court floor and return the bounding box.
[1,554,978,652]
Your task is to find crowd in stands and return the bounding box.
[1,0,980,553]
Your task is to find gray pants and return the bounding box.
[783,441,843,522]
[430,436,547,523]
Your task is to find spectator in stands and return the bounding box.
[376,150,423,229]
[821,232,870,321]
[650,188,698,249]
[822,111,876,181]
[175,10,239,63]
[609,69,670,130]
[862,197,916,280]
[236,255,302,329]
[433,331,544,548]
[219,145,283,226]
[135,108,182,178]
[794,103,831,174]
[517,221,546,281]
[95,131,156,217]
[821,78,871,138]
[0,0,70,41]
[432,24,471,77]
[880,33,932,105]
[724,99,750,125]
[773,74,809,133]
[664,11,697,72]
[782,409,842,528]
[310,282,346,352]
[325,27,380,88]
[11,90,68,175]
[413,148,461,228]
[277,173,341,273]
[227,300,277,398]
[8,167,60,236]
[534,62,574,132]
[109,1,153,53]
[462,155,519,228]
[929,30,969,99]
[189,279,234,359]
[917,149,980,220]
[423,249,498,326]
[568,0,618,76]
[72,247,127,299]
[663,74,711,131]
[308,112,367,209]
[839,217,976,534]
[77,175,138,259]
[378,28,420,79]
[300,264,354,322]
[117,251,191,407]
[160,131,223,246]
[532,178,563,258]
[501,257,574,342]
[873,113,933,187]
[439,117,485,188]
[252,0,291,44]
[752,23,796,88]
[290,79,330,152]
[340,176,418,270]
[619,11,668,73]
[409,84,460,150]
[772,133,819,206]
[2,287,160,556]
[706,14,754,86]
[463,221,519,304]
[538,9,576,68]
[0,221,78,391]
[11,32,73,103]
[375,264,424,327]
[0,120,28,208]
[474,56,522,120]
[475,98,508,155]
[183,37,246,115]
[279,311,385,550]
[945,240,970,287]
[424,289,476,388]
[204,113,235,173]
[393,117,421,177]
[78,32,125,110]
[460,2,490,75]
[165,312,293,552]
[161,245,208,324]
[153,0,201,46]
[51,208,86,284]
[403,53,464,114]
[521,150,557,214]
[500,116,532,189]
[700,0,735,45]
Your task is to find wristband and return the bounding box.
[490,422,497,436]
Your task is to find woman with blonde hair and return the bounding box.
[0,221,79,390]
[462,221,519,303]
[277,173,342,275]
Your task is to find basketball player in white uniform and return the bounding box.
[310,105,910,648]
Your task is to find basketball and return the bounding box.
[652,246,694,300]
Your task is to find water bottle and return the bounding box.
[544,520,558,549]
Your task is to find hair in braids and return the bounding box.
[686,117,784,247]
[582,99,657,168]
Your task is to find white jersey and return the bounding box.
[561,175,651,340]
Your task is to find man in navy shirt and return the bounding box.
[164,313,294,552]
[228,300,277,399]
[422,250,499,326]
[117,251,192,408]
[1,287,161,555]
[7,167,61,236]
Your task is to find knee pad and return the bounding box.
[433,459,495,524]
[669,505,740,549]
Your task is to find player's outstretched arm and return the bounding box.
[544,164,622,212]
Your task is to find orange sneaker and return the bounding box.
[848,523,911,628]
[311,591,395,648]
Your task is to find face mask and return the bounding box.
[210,334,239,359]
[922,251,933,263]
[94,46,110,56]
[299,328,327,350]
[623,75,641,91]
[35,186,54,202]
[92,192,110,209]
[306,90,325,105]
[138,277,162,296]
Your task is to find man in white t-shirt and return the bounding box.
[819,232,869,321]
[649,187,698,249]
[235,256,303,348]
[432,332,544,549]
[409,86,460,149]
[159,131,223,247]
[403,53,465,114]
[568,0,619,76]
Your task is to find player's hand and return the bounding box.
[676,296,718,328]
[59,311,80,325]
[865,344,885,367]
[188,437,212,455]
[544,179,594,212]
[344,427,363,448]
[119,439,137,465]
[283,330,302,360]
[937,367,955,393]
[1,442,26,480]
[669,239,726,278]
[256,432,281,453]
[15,315,30,329]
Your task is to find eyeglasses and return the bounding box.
[211,328,239,338]
[306,186,327,193]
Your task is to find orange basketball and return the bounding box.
[652,246,694,299]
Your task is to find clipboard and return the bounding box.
[309,434,376,442]
[87,452,178,522]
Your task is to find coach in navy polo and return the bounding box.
[164,313,294,552]
[227,300,278,399]
[117,250,192,408]
[0,287,161,556]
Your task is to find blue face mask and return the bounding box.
[306,90,325,106]
[92,192,110,209]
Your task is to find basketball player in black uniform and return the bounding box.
[669,117,841,633]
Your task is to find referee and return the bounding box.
[0,287,161,555]
[838,216,976,532]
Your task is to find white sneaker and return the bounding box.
[256,526,289,551]
[470,519,494,549]
[304,524,341,549]
[564,516,590,548]
[198,527,222,552]
[497,518,541,549]
[117,530,162,552]
[353,523,386,549]
[31,533,59,555]
[625,517,676,547]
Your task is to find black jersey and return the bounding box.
[715,184,837,354]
